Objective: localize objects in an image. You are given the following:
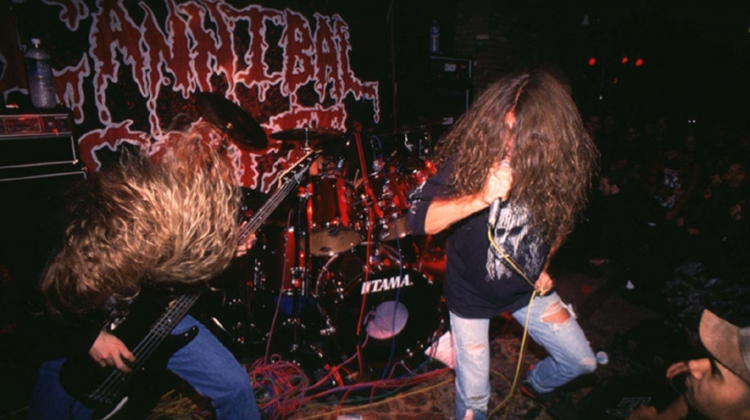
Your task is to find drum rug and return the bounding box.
[143,318,652,420]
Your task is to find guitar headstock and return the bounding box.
[277,149,321,189]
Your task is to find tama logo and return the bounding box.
[360,274,413,295]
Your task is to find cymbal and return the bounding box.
[270,127,344,142]
[194,92,268,149]
[375,120,443,137]
[399,119,442,131]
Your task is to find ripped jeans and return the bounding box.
[450,292,596,420]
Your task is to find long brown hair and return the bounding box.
[41,123,241,316]
[436,70,599,248]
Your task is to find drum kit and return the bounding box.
[193,93,447,378]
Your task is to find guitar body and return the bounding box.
[59,290,198,416]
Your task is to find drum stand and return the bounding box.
[272,139,332,372]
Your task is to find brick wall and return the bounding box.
[453,0,525,93]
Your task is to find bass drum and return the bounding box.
[315,245,443,371]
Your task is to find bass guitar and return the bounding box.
[59,150,318,417]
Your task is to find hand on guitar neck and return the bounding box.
[235,221,257,257]
[89,330,136,373]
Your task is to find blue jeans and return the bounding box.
[450,292,596,420]
[26,315,260,420]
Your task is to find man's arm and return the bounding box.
[627,395,689,420]
[628,361,692,420]
[423,193,488,234]
[418,160,514,235]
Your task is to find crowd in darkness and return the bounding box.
[559,111,750,309]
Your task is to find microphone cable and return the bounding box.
[486,223,545,419]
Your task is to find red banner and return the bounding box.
[15,0,380,190]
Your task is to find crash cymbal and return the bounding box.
[270,127,344,142]
[194,92,268,149]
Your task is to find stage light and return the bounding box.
[621,57,629,64]
[588,57,596,66]
[635,58,644,67]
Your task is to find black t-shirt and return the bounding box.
[406,162,549,319]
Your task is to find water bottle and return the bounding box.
[25,38,57,109]
[596,351,609,365]
[429,20,440,54]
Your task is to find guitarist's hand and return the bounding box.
[89,331,136,373]
[235,229,257,257]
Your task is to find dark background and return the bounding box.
[9,0,750,131]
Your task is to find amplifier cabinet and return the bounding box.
[427,55,472,84]
[0,111,81,181]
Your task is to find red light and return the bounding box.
[588,57,596,66]
[621,57,629,64]
[635,58,644,67]
[613,77,618,84]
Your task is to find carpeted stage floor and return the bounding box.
[139,265,670,420]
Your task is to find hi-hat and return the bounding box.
[270,127,344,142]
[194,92,268,149]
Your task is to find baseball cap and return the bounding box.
[699,309,750,384]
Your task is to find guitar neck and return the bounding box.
[237,178,298,242]
[135,293,201,348]
[237,151,316,242]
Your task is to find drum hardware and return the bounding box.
[219,127,447,378]
[193,92,268,149]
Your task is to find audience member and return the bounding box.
[628,268,750,419]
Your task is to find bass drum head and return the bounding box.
[332,266,443,371]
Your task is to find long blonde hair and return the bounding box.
[41,123,241,315]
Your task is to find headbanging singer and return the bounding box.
[26,123,261,420]
[407,70,599,420]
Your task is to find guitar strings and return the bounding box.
[90,294,200,402]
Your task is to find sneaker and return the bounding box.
[519,379,579,420]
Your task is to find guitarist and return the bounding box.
[26,123,261,420]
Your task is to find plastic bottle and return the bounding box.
[25,38,57,109]
[429,20,440,54]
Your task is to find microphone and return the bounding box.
[488,198,502,227]
[487,158,511,227]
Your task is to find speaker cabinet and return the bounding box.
[0,111,84,286]
[423,84,472,126]
[424,56,472,125]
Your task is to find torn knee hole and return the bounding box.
[582,357,597,367]
[541,302,571,324]
[465,343,486,353]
